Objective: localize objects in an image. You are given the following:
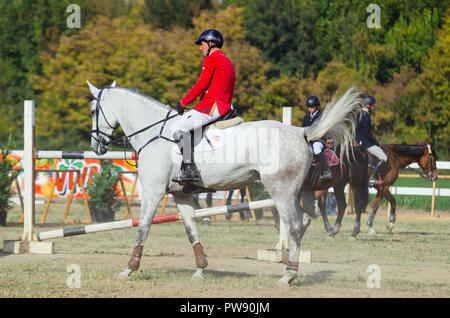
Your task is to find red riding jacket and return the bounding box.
[180,49,235,116]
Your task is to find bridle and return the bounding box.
[91,88,118,151]
[90,88,178,167]
[420,144,438,181]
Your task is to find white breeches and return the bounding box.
[169,108,220,138]
[312,141,324,155]
[367,145,387,162]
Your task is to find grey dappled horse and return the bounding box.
[88,81,363,287]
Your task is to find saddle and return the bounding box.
[210,116,245,129]
[208,108,244,129]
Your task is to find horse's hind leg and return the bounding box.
[172,192,207,280]
[264,188,309,287]
[329,185,347,238]
[316,191,332,232]
[350,182,369,240]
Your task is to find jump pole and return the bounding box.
[35,150,138,160]
[256,106,312,264]
[36,199,277,241]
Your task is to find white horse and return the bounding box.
[87,81,363,286]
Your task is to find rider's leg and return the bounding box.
[367,145,387,187]
[313,141,331,180]
[169,110,219,182]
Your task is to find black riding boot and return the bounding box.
[369,159,385,187]
[315,152,332,180]
[171,130,201,183]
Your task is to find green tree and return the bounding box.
[0,0,138,148]
[32,7,270,149]
[143,0,213,29]
[0,145,21,226]
[396,13,450,157]
[0,0,81,147]
[243,0,326,77]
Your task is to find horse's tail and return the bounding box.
[305,86,363,163]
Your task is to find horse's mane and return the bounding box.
[116,87,172,111]
[385,144,425,157]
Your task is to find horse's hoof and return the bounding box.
[349,236,357,241]
[274,280,291,288]
[275,270,297,288]
[386,223,394,233]
[191,268,205,281]
[118,268,133,280]
[368,227,377,235]
[202,218,212,226]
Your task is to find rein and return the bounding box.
[382,144,436,181]
[91,88,178,167]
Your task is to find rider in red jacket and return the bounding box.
[170,29,236,183]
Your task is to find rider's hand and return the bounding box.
[176,101,184,115]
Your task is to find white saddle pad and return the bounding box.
[173,126,237,155]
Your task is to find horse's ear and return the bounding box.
[87,80,101,98]
[110,81,116,87]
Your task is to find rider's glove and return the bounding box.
[176,101,184,115]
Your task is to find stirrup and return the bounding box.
[369,175,382,187]
[320,170,332,180]
[171,164,200,183]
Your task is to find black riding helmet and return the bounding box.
[363,96,376,106]
[195,29,224,48]
[305,95,320,108]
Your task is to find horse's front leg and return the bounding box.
[367,190,384,235]
[172,192,207,280]
[119,185,166,279]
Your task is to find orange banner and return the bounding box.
[8,151,139,199]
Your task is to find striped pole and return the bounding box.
[36,199,275,241]
[35,150,138,160]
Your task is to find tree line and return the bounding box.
[0,0,448,158]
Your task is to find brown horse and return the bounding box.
[274,145,370,238]
[365,143,438,234]
[317,143,438,238]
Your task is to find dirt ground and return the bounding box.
[1,203,449,299]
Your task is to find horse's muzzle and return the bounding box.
[92,136,109,155]
[427,172,438,182]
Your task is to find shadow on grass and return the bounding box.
[0,251,13,257]
[136,267,254,281]
[291,270,336,287]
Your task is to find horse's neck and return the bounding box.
[106,89,174,150]
[385,146,420,168]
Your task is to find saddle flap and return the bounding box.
[312,149,339,167]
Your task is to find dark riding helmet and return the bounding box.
[363,95,376,106]
[305,95,320,108]
[195,29,224,48]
